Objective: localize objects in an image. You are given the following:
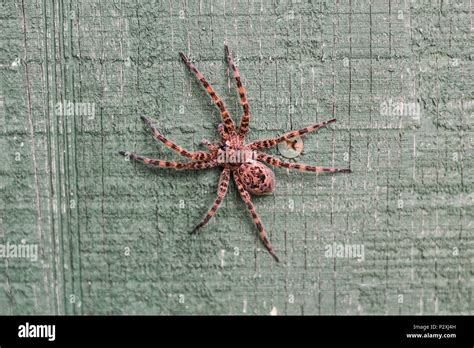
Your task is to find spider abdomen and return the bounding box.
[236,160,275,195]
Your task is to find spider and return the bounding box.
[119,45,351,262]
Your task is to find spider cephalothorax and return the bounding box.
[119,45,351,262]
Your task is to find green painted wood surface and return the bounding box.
[0,0,472,315]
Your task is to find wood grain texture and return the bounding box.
[0,0,472,315]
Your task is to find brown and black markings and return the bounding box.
[119,45,351,262]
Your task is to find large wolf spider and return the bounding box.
[119,45,351,262]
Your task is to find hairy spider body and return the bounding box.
[119,45,351,262]
[236,161,275,195]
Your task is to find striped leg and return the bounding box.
[248,119,337,150]
[224,45,250,137]
[141,116,212,161]
[256,152,351,174]
[179,52,236,135]
[217,123,229,141]
[200,139,219,152]
[191,168,231,233]
[119,151,218,170]
[233,172,280,262]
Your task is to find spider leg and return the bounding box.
[218,123,229,141]
[224,44,250,138]
[248,118,336,150]
[141,116,212,161]
[200,139,219,152]
[191,168,231,234]
[233,172,280,262]
[179,52,236,135]
[119,151,218,170]
[256,152,351,173]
